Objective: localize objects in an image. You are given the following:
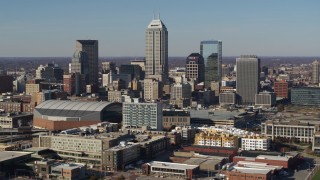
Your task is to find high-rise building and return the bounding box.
[145,16,168,82]
[185,53,205,83]
[76,40,98,86]
[236,55,260,104]
[119,64,142,80]
[170,83,192,108]
[143,78,162,102]
[35,64,64,82]
[274,80,288,99]
[312,60,320,85]
[122,102,163,130]
[71,50,89,78]
[0,75,13,93]
[200,40,222,80]
[101,62,116,74]
[204,53,219,88]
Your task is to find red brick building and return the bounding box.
[274,81,289,99]
[182,145,238,160]
[233,154,299,169]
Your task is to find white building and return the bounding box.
[241,136,271,151]
[123,102,163,130]
[143,78,162,102]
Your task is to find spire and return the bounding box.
[153,13,155,20]
[158,13,160,20]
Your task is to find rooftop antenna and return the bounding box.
[153,13,155,20]
[158,12,160,20]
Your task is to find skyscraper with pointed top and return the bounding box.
[145,14,168,82]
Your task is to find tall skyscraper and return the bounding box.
[312,60,320,85]
[145,16,168,82]
[200,40,222,81]
[185,53,205,83]
[204,53,219,88]
[236,55,261,104]
[75,40,98,86]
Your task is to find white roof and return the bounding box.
[147,19,166,29]
[149,161,198,170]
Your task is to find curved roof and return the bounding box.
[35,100,120,118]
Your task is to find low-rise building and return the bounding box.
[162,110,190,130]
[195,132,238,148]
[49,163,86,180]
[219,91,237,105]
[0,112,33,128]
[241,136,271,151]
[261,120,319,143]
[142,161,199,179]
[255,91,276,107]
[103,141,140,171]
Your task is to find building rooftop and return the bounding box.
[148,161,199,170]
[52,163,85,170]
[108,142,139,151]
[230,166,271,175]
[0,151,32,162]
[256,155,289,161]
[190,109,243,121]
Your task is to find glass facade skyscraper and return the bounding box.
[200,40,222,83]
[204,53,219,88]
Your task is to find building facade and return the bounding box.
[204,53,219,88]
[274,81,288,99]
[76,40,98,86]
[255,91,276,107]
[145,17,168,82]
[291,87,320,106]
[143,78,162,102]
[123,102,163,130]
[219,91,236,105]
[162,110,190,129]
[236,55,260,104]
[195,132,238,148]
[261,120,319,142]
[312,60,320,85]
[185,53,205,83]
[241,136,271,151]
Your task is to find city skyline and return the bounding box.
[0,0,319,57]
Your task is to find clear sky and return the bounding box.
[0,0,319,57]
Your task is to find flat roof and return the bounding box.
[256,155,289,161]
[0,151,32,162]
[231,167,271,175]
[189,109,243,120]
[52,163,85,170]
[148,161,199,170]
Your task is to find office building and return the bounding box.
[103,142,140,171]
[185,53,205,83]
[204,53,219,88]
[143,78,162,102]
[291,87,320,106]
[35,64,64,82]
[200,40,222,68]
[131,59,145,71]
[119,64,142,80]
[145,16,168,82]
[261,120,319,142]
[274,81,288,99]
[70,50,89,85]
[312,60,320,85]
[63,73,86,96]
[170,83,192,108]
[101,62,116,74]
[162,110,190,129]
[236,55,260,104]
[122,102,163,130]
[219,91,236,105]
[76,40,98,85]
[255,91,276,107]
[142,161,199,179]
[241,136,271,151]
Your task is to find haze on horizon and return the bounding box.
[0,0,319,57]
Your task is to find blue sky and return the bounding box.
[0,0,319,57]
